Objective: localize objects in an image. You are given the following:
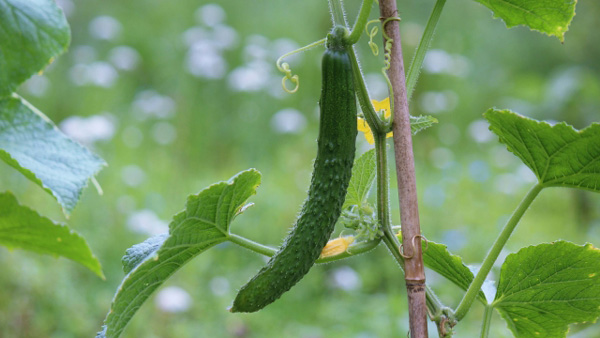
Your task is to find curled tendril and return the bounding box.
[381,17,401,72]
[278,61,299,93]
[276,38,326,94]
[399,234,429,259]
[380,16,401,117]
[365,20,380,56]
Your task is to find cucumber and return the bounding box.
[231,27,357,313]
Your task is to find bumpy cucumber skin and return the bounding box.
[231,32,357,313]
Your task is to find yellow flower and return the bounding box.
[320,236,355,258]
[357,97,393,144]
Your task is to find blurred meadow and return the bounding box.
[2,0,600,337]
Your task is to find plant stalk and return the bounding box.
[378,0,428,336]
[480,305,494,338]
[375,134,447,327]
[329,0,347,27]
[227,233,381,264]
[347,47,386,133]
[228,233,277,257]
[405,0,446,103]
[349,46,447,329]
[454,184,543,320]
[374,124,391,234]
[348,0,374,44]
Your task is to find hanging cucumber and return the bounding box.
[231,26,357,313]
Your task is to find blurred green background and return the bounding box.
[1,0,600,337]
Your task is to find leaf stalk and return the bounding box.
[405,0,446,103]
[454,184,543,320]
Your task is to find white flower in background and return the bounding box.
[23,75,50,97]
[246,34,269,49]
[89,16,122,41]
[516,164,537,183]
[469,160,490,182]
[266,75,287,99]
[126,209,168,235]
[196,3,226,27]
[270,38,299,62]
[243,42,269,62]
[68,62,118,87]
[121,165,146,187]
[132,90,176,119]
[69,64,89,86]
[424,49,452,74]
[155,286,192,313]
[447,55,470,77]
[423,49,470,77]
[228,60,270,92]
[490,146,511,167]
[494,173,520,195]
[419,90,458,114]
[468,119,494,143]
[330,266,361,291]
[87,62,119,87]
[212,24,238,50]
[546,67,582,105]
[186,40,227,79]
[182,26,209,47]
[151,121,177,145]
[270,108,307,134]
[60,114,116,145]
[108,46,141,71]
[72,45,97,64]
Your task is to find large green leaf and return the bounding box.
[485,109,600,192]
[343,149,376,209]
[98,169,261,338]
[0,0,70,96]
[0,191,103,277]
[0,95,105,214]
[493,241,600,337]
[474,0,576,42]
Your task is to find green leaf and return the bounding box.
[423,239,487,303]
[121,233,167,274]
[410,115,438,135]
[343,149,376,209]
[0,95,105,214]
[493,241,600,337]
[0,191,103,277]
[485,109,600,192]
[474,0,576,42]
[397,233,487,302]
[99,169,261,338]
[0,0,70,96]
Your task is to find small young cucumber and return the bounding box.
[231,27,357,313]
